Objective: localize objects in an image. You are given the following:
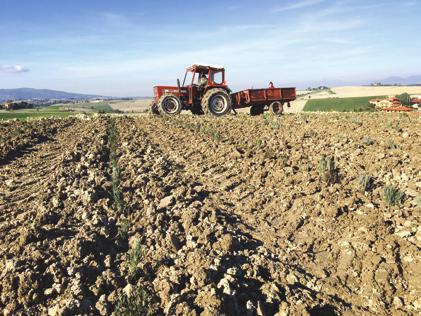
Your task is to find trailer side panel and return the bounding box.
[231,87,296,109]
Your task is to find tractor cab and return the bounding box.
[183,64,227,89]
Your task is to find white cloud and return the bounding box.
[0,65,29,74]
[272,0,325,12]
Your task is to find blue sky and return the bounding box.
[0,0,420,96]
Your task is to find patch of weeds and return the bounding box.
[399,112,410,120]
[186,122,198,132]
[383,186,405,206]
[115,286,154,316]
[112,168,124,211]
[10,128,24,136]
[351,118,363,126]
[416,196,421,208]
[387,140,399,150]
[212,130,221,141]
[394,125,403,133]
[254,139,264,150]
[201,126,221,141]
[388,121,403,133]
[161,115,171,123]
[108,123,117,148]
[201,125,209,133]
[357,173,374,192]
[262,112,270,121]
[116,218,131,248]
[129,240,142,280]
[237,139,246,149]
[189,122,201,133]
[271,121,280,130]
[318,156,338,185]
[362,137,374,146]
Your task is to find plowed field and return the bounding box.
[1,113,420,315]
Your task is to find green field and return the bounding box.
[0,103,120,121]
[0,111,77,120]
[65,102,118,113]
[303,96,383,112]
[0,106,81,120]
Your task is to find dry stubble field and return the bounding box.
[0,113,420,315]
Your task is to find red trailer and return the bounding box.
[231,87,296,115]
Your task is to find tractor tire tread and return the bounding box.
[157,94,182,116]
[201,88,232,116]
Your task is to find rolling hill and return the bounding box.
[379,75,421,85]
[0,88,103,101]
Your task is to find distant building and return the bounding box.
[370,97,416,111]
[370,97,402,109]
[2,100,34,110]
[369,98,382,105]
[4,100,14,110]
[411,98,421,105]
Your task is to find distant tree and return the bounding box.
[396,93,411,105]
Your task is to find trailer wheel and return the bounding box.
[269,101,284,116]
[158,94,182,115]
[250,105,264,116]
[202,88,232,116]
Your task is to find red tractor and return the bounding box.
[152,64,296,116]
[152,64,231,116]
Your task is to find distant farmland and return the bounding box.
[0,106,80,121]
[0,103,120,120]
[64,102,119,113]
[303,96,383,112]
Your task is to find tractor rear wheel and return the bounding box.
[269,101,284,116]
[158,94,182,115]
[250,105,264,116]
[201,88,232,116]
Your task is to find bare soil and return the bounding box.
[0,113,420,315]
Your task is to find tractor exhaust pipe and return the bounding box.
[177,78,181,95]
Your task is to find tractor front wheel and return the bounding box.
[202,88,232,116]
[269,101,284,116]
[158,94,182,115]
